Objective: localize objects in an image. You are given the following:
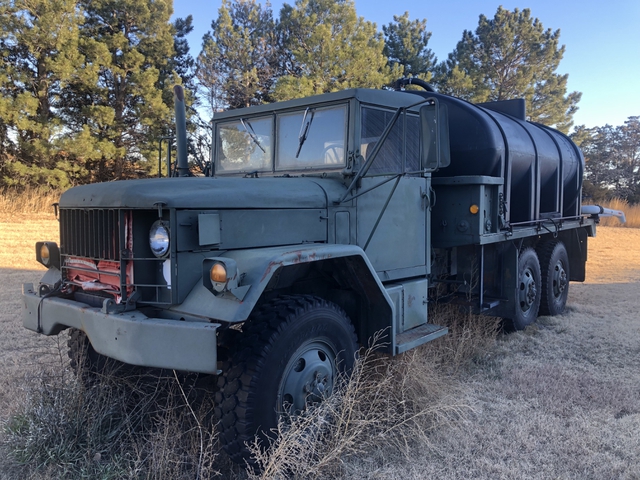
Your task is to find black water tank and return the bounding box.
[426,93,583,223]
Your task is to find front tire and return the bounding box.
[215,295,358,465]
[68,328,113,381]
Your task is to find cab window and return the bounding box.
[361,107,420,175]
[276,105,347,170]
[216,116,273,173]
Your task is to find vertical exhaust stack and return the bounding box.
[173,85,190,177]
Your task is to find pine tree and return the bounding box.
[58,0,177,181]
[197,0,279,112]
[435,7,581,132]
[273,0,394,101]
[171,15,196,92]
[383,11,436,81]
[0,0,85,188]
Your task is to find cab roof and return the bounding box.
[212,88,430,120]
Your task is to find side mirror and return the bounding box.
[420,98,450,171]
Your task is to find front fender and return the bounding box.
[169,244,394,324]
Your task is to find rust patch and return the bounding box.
[259,249,334,282]
[260,260,283,282]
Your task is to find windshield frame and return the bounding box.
[212,101,350,176]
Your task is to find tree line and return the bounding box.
[573,118,640,204]
[0,0,635,202]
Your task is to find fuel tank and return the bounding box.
[429,94,583,224]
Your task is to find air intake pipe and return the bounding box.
[392,77,437,92]
[581,205,626,223]
[173,85,190,177]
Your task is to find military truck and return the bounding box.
[22,82,624,462]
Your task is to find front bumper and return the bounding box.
[22,283,219,374]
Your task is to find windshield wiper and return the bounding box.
[295,108,315,158]
[240,118,265,153]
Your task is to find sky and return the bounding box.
[171,0,640,130]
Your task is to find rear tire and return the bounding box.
[215,295,358,466]
[508,248,542,330]
[538,241,570,316]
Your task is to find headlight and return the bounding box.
[210,262,227,286]
[36,241,60,269]
[149,220,170,258]
[40,244,50,265]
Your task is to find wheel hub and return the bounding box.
[280,341,336,414]
[553,261,567,297]
[519,267,537,311]
[304,371,329,402]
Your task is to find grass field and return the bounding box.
[1,213,639,478]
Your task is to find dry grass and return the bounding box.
[596,198,640,227]
[1,212,639,478]
[248,314,500,479]
[0,187,61,222]
[3,348,223,479]
[0,220,58,270]
[1,312,499,480]
[0,188,60,271]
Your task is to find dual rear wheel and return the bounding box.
[509,241,570,330]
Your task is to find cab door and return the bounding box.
[355,107,427,279]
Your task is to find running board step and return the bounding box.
[395,323,448,354]
[446,295,504,314]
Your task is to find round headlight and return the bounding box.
[149,220,170,258]
[40,244,51,266]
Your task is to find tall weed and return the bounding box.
[247,310,501,479]
[596,198,640,227]
[0,186,60,219]
[3,343,221,479]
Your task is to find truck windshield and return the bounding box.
[277,105,347,169]
[216,116,273,173]
[214,104,347,174]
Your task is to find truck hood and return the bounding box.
[59,177,347,210]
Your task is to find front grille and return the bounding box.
[59,207,171,305]
[60,209,121,260]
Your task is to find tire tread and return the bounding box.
[215,294,357,465]
[538,241,569,316]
